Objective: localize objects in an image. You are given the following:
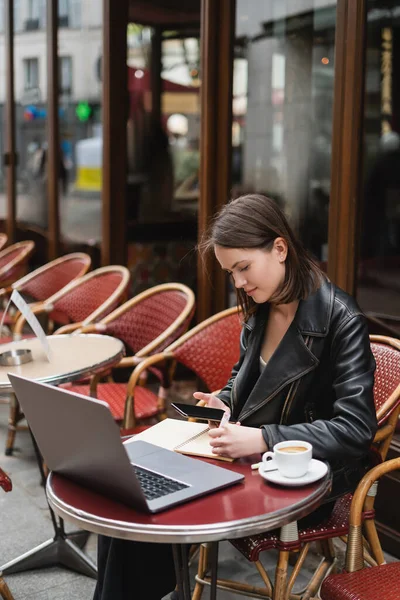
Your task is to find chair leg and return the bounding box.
[192,543,208,600]
[273,550,290,600]
[193,543,270,599]
[0,576,15,600]
[363,520,385,565]
[5,394,24,456]
[300,540,336,600]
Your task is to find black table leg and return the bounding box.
[172,544,192,600]
[209,542,219,600]
[0,430,96,579]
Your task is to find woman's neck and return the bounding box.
[270,300,299,321]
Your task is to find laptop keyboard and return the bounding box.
[133,465,190,500]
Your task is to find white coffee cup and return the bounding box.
[261,440,312,478]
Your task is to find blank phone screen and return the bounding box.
[171,402,227,422]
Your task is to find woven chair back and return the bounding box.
[14,253,91,302]
[101,285,194,356]
[169,307,242,393]
[0,241,35,278]
[371,338,400,426]
[48,266,130,326]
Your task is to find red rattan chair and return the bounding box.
[0,234,8,252]
[0,253,91,333]
[119,306,242,430]
[62,283,195,426]
[0,241,35,289]
[5,265,131,455]
[193,335,400,600]
[319,457,400,600]
[0,468,14,600]
[12,265,130,337]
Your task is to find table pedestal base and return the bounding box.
[0,533,97,579]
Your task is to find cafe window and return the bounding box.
[23,57,39,90]
[356,3,400,337]
[232,1,337,264]
[59,56,72,96]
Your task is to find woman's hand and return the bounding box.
[208,424,268,459]
[193,392,228,411]
[193,392,230,428]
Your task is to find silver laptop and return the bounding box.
[9,374,244,513]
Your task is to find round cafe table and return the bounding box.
[0,333,125,579]
[47,456,332,599]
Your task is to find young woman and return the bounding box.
[94,194,377,599]
[195,193,377,506]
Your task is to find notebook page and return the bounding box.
[123,418,209,451]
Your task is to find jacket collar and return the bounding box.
[294,278,333,337]
[245,278,333,338]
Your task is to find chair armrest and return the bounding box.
[55,322,84,335]
[346,456,400,572]
[78,324,101,334]
[123,353,172,429]
[126,353,171,397]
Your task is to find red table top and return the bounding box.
[47,457,332,544]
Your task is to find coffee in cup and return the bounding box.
[261,440,312,478]
[279,446,308,453]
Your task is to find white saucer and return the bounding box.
[258,459,328,487]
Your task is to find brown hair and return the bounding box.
[199,194,325,320]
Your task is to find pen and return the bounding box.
[219,410,231,428]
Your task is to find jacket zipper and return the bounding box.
[280,336,313,424]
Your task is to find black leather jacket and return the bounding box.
[217,279,377,500]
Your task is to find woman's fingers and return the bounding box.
[193,392,212,402]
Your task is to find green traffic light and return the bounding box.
[76,102,92,122]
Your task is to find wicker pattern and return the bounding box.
[64,284,194,425]
[0,247,24,271]
[171,311,242,392]
[371,342,400,425]
[320,561,400,599]
[0,241,34,285]
[51,271,127,325]
[103,290,191,354]
[68,382,158,421]
[231,494,356,560]
[0,468,12,492]
[16,255,90,302]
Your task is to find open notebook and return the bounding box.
[124,418,234,463]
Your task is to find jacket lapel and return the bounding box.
[237,320,319,421]
[236,280,333,421]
